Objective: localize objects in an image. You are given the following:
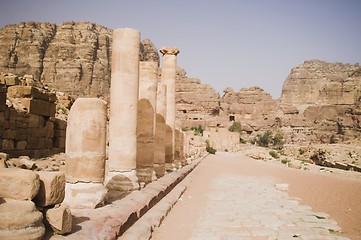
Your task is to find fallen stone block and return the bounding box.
[21,98,56,117]
[0,152,8,168]
[7,86,56,103]
[4,75,20,86]
[44,205,72,235]
[0,168,40,200]
[33,171,65,207]
[0,198,45,240]
[6,156,38,170]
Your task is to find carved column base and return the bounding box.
[104,170,139,204]
[63,182,107,209]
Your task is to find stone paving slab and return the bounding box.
[188,175,349,240]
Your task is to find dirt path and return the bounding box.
[151,152,361,239]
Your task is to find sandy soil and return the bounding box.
[151,150,361,240]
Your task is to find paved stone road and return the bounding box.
[151,153,350,240]
[189,175,348,240]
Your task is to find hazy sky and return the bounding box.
[1,0,360,99]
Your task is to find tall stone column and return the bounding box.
[106,28,140,202]
[154,83,167,177]
[175,129,186,166]
[137,61,158,184]
[160,47,179,171]
[64,98,107,208]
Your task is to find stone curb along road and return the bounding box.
[119,159,201,240]
[59,157,204,240]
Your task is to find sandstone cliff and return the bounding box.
[220,86,282,131]
[280,60,361,109]
[0,21,159,97]
[278,60,361,143]
[175,67,220,128]
[1,22,360,144]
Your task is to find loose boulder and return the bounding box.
[44,205,72,235]
[33,171,66,207]
[0,168,40,200]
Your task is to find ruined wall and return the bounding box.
[0,74,66,158]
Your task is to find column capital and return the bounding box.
[160,47,180,56]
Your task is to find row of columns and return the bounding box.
[63,28,183,207]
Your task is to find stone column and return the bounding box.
[175,129,186,166]
[64,98,107,208]
[154,83,167,177]
[106,28,140,202]
[136,61,158,184]
[160,47,179,171]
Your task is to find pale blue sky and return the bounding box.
[1,0,360,98]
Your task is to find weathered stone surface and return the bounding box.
[160,47,179,166]
[0,168,40,200]
[0,198,45,240]
[140,39,160,65]
[108,28,140,172]
[137,61,158,184]
[20,98,56,117]
[176,68,220,129]
[65,98,107,183]
[5,156,38,170]
[33,171,65,207]
[0,152,8,168]
[154,84,167,178]
[281,60,361,106]
[7,86,56,102]
[63,182,106,209]
[44,205,72,235]
[64,158,201,239]
[0,22,159,98]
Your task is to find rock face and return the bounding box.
[279,60,361,143]
[175,67,220,128]
[176,60,360,144]
[0,22,159,98]
[1,22,360,144]
[220,86,282,131]
[281,60,361,107]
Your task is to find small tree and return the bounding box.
[273,132,284,150]
[257,131,272,147]
[205,139,216,154]
[229,121,242,133]
[191,125,204,136]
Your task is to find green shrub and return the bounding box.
[257,131,272,147]
[281,159,290,164]
[191,125,204,136]
[273,132,284,150]
[205,139,217,154]
[269,150,279,158]
[229,121,242,133]
[206,146,217,154]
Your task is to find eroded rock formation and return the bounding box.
[175,67,220,128]
[0,22,158,98]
